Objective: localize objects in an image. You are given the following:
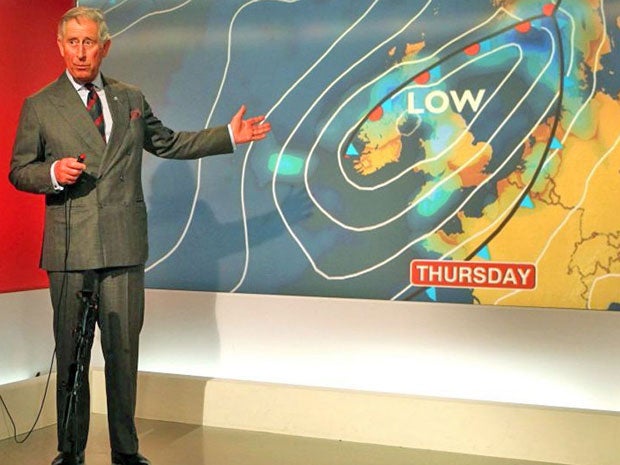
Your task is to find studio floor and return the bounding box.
[0,413,563,465]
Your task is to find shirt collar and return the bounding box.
[65,70,104,91]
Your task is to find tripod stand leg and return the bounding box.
[58,272,99,464]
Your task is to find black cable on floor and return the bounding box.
[0,348,55,444]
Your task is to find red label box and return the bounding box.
[410,260,536,290]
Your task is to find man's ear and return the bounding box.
[102,39,111,58]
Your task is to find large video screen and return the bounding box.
[81,0,620,310]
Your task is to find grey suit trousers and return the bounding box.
[48,265,144,454]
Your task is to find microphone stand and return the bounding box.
[61,271,99,464]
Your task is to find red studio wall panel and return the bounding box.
[0,1,74,292]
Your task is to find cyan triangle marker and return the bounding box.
[477,245,491,260]
[520,195,534,209]
[346,144,359,156]
[426,287,437,301]
[550,137,563,149]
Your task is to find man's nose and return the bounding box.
[77,43,87,58]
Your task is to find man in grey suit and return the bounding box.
[9,6,271,465]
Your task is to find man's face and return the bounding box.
[57,17,110,84]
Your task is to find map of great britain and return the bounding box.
[83,0,620,310]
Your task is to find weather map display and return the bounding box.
[81,0,620,310]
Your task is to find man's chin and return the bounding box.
[70,70,94,83]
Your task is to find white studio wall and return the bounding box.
[0,290,54,385]
[2,289,620,412]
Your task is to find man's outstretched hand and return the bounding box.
[230,105,271,144]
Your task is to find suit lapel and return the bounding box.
[49,73,106,155]
[97,77,130,178]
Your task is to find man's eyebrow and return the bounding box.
[65,36,97,41]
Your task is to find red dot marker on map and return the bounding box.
[368,105,383,122]
[542,3,556,16]
[464,43,481,56]
[414,71,431,85]
[515,21,531,33]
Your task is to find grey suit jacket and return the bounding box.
[9,72,234,271]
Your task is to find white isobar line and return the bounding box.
[108,0,194,39]
[102,0,130,15]
[327,5,521,192]
[542,0,608,173]
[334,8,526,191]
[300,8,522,208]
[493,0,614,306]
[558,6,576,76]
[229,0,394,292]
[588,274,620,310]
[334,3,577,193]
[258,1,438,286]
[97,0,496,284]
[315,43,529,231]
[335,43,523,193]
[269,0,435,223]
[145,0,300,274]
[268,5,517,203]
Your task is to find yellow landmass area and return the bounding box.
[550,136,601,208]
[473,206,586,308]
[423,141,546,259]
[473,92,620,310]
[418,113,484,178]
[447,134,492,188]
[569,233,620,306]
[474,190,566,263]
[354,132,402,175]
[579,93,620,237]
[404,41,425,57]
[588,275,620,310]
[353,39,430,175]
[570,234,613,277]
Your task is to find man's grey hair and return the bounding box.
[58,6,110,43]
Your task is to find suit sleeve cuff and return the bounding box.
[227,124,237,152]
[50,161,64,192]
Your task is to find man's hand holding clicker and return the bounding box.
[54,156,86,186]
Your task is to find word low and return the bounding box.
[410,260,536,290]
[407,89,486,114]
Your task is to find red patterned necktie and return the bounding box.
[85,82,106,141]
